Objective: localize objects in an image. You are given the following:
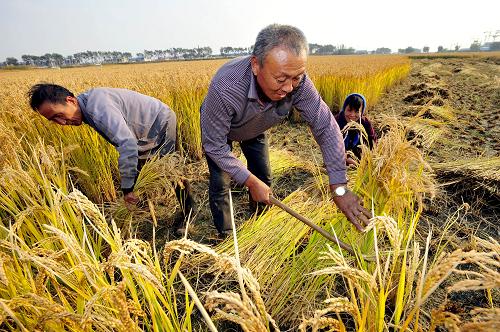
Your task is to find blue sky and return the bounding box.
[1,0,498,60]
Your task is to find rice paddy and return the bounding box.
[0,54,498,331]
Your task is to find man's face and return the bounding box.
[344,105,361,122]
[38,96,83,126]
[251,47,307,101]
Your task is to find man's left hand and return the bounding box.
[331,188,372,231]
[124,191,140,210]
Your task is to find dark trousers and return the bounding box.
[206,133,272,234]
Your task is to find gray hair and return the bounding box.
[252,24,309,66]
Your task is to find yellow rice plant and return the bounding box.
[402,235,499,331]
[210,120,437,327]
[166,78,209,160]
[307,55,410,109]
[0,93,118,203]
[354,118,436,216]
[306,233,499,331]
[0,187,197,331]
[163,238,278,331]
[0,140,73,241]
[0,137,204,330]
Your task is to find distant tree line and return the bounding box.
[1,47,214,67]
[142,47,213,61]
[309,44,390,55]
[3,40,499,67]
[309,43,357,55]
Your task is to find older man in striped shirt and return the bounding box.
[201,24,371,237]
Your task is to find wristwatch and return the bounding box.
[333,185,347,197]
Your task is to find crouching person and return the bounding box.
[335,93,377,166]
[28,84,194,231]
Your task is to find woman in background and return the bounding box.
[335,93,377,165]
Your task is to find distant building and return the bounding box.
[130,55,144,62]
[480,42,493,51]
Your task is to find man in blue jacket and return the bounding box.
[28,84,193,227]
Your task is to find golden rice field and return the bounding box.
[0,55,498,331]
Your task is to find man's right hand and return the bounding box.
[245,174,272,205]
[124,191,140,209]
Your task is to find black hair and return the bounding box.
[344,94,364,112]
[28,83,74,111]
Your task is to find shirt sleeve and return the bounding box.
[200,86,251,184]
[87,95,138,190]
[292,75,347,184]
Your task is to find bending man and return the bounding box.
[28,84,193,226]
[201,24,371,237]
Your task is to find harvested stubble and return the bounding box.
[432,156,500,197]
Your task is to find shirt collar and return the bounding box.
[77,92,89,123]
[248,70,258,100]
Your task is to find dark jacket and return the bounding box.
[335,93,377,159]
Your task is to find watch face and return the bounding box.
[335,186,346,196]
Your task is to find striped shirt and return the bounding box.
[200,56,347,185]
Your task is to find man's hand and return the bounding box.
[124,191,140,210]
[331,184,372,231]
[346,157,357,167]
[245,174,272,205]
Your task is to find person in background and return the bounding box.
[335,93,377,166]
[28,84,194,232]
[200,24,372,237]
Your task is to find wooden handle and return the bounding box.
[269,196,357,255]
